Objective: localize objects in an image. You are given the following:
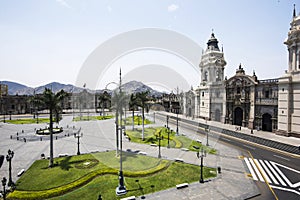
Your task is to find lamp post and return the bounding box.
[6,149,14,187]
[166,126,170,148]
[205,119,209,146]
[176,108,179,135]
[115,68,127,196]
[2,177,7,200]
[156,130,163,158]
[74,128,83,155]
[105,81,119,156]
[166,115,169,128]
[193,146,206,183]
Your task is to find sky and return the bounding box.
[0,0,298,92]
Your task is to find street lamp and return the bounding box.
[105,81,120,156]
[193,146,206,183]
[74,128,83,155]
[166,126,170,148]
[166,115,169,128]
[115,68,127,196]
[1,177,7,200]
[205,119,209,146]
[156,130,163,158]
[206,128,209,146]
[6,149,14,187]
[176,108,179,135]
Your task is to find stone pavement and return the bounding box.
[2,112,292,199]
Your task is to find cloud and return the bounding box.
[56,0,72,9]
[168,4,179,12]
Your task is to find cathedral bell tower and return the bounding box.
[277,5,300,137]
[199,32,226,85]
[197,32,227,122]
[284,4,300,73]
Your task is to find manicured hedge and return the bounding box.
[8,161,170,199]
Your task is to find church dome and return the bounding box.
[207,33,220,51]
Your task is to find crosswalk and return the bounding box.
[243,157,300,189]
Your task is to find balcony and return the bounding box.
[255,98,278,105]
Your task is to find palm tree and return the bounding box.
[28,92,40,123]
[98,91,111,116]
[129,93,138,130]
[136,91,149,140]
[39,88,68,167]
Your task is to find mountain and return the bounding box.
[1,80,162,97]
[1,81,33,95]
[121,81,162,97]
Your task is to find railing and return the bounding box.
[255,98,278,105]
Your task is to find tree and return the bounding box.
[39,88,68,167]
[136,91,150,140]
[129,93,138,131]
[98,91,111,116]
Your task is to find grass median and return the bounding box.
[126,127,217,154]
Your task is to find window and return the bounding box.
[237,87,240,94]
[202,92,204,97]
[202,102,204,106]
[265,90,269,98]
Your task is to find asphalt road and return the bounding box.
[155,113,300,200]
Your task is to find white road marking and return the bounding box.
[259,159,278,185]
[264,160,280,185]
[271,161,300,188]
[270,161,289,187]
[249,158,264,182]
[273,154,290,161]
[243,144,256,150]
[254,159,272,183]
[244,158,258,180]
[271,185,300,196]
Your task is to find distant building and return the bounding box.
[0,83,8,97]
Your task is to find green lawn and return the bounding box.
[126,127,217,154]
[9,151,216,200]
[4,118,50,124]
[73,115,114,121]
[124,115,152,125]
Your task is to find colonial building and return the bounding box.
[277,6,300,137]
[224,65,278,132]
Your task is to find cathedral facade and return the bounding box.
[182,6,299,136]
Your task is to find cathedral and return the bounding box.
[182,5,300,137]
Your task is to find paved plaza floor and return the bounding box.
[3,112,295,199]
